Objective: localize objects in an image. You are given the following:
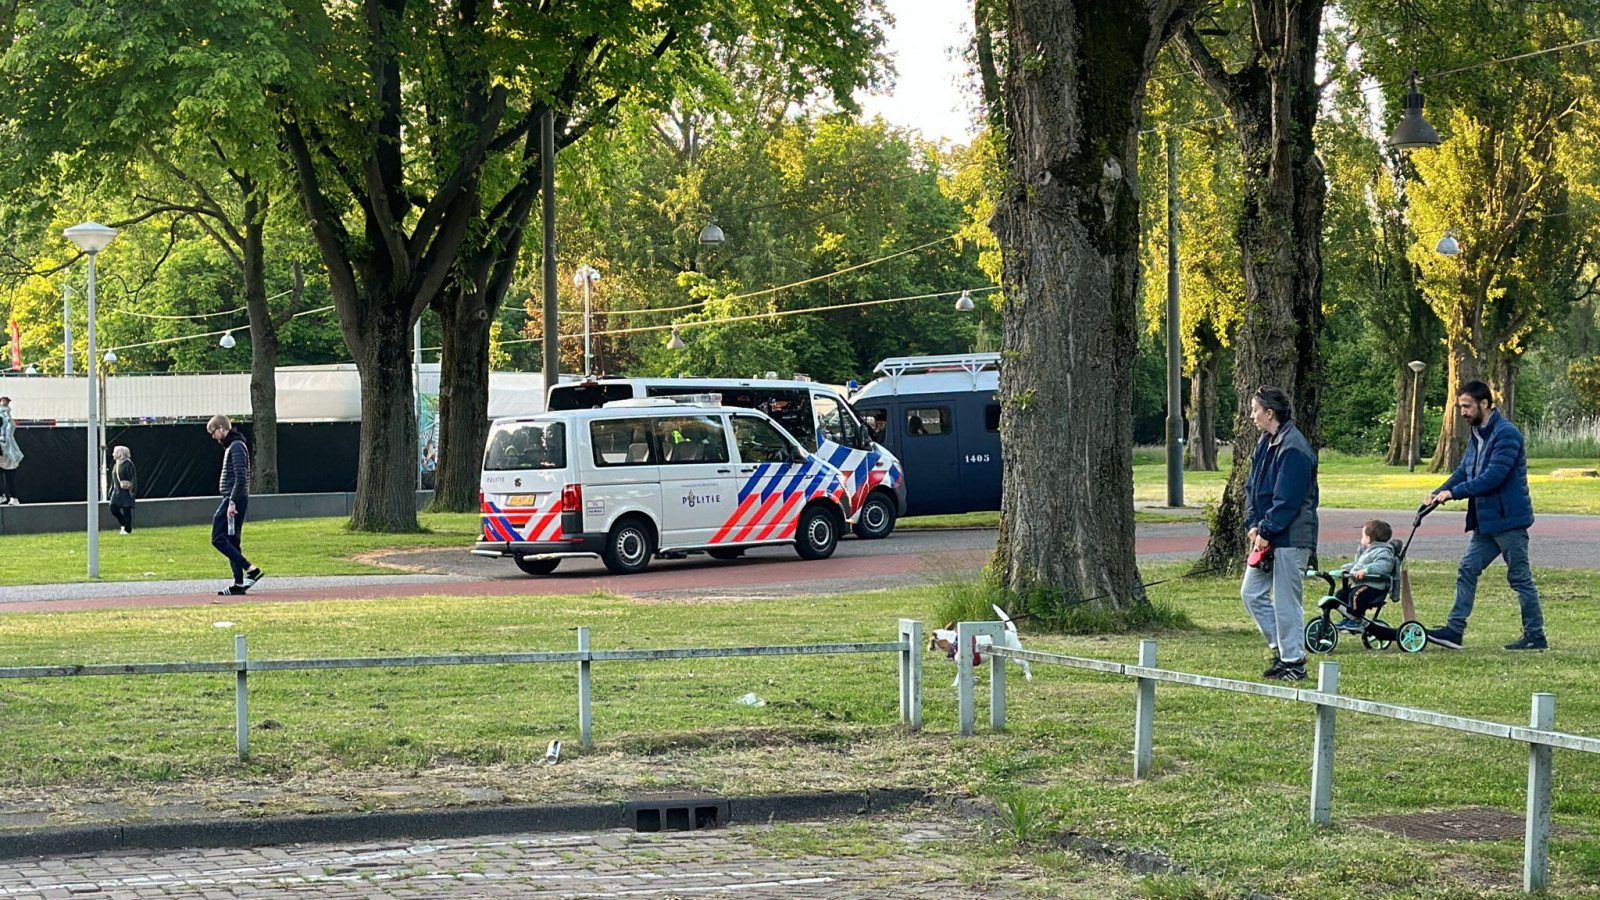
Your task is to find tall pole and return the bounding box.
[414,318,424,492]
[85,253,100,578]
[1164,133,1184,508]
[582,276,592,377]
[62,285,74,375]
[541,108,559,394]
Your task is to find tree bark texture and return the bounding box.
[1177,1,1326,571]
[431,285,495,512]
[1430,299,1487,473]
[240,200,280,495]
[1383,369,1423,467]
[988,0,1193,616]
[1185,330,1220,471]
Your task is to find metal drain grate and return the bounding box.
[626,795,729,832]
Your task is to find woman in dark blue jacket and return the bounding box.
[1242,386,1319,682]
[1425,381,1545,651]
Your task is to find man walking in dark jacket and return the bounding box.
[1242,386,1320,682]
[1425,382,1545,650]
[208,415,263,595]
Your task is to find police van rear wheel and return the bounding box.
[851,491,897,540]
[602,518,655,575]
[795,505,841,561]
[514,556,560,576]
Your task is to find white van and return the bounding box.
[548,376,906,539]
[473,399,853,575]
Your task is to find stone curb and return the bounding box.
[0,788,931,861]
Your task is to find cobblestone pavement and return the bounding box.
[0,821,1023,899]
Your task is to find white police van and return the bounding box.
[548,376,905,539]
[474,398,853,576]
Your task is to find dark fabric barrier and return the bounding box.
[6,423,362,503]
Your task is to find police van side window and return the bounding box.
[906,407,950,436]
[732,416,799,464]
[591,419,656,466]
[751,389,815,446]
[812,393,860,448]
[652,415,730,464]
[857,407,889,444]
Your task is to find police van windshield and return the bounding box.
[484,422,567,470]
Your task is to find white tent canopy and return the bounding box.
[0,364,547,424]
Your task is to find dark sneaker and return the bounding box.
[1504,634,1548,651]
[1335,616,1365,634]
[1426,625,1464,650]
[1271,660,1308,682]
[218,584,248,596]
[1263,655,1284,678]
[244,567,265,588]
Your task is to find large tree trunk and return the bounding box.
[1186,332,1220,471]
[1179,2,1326,572]
[431,285,495,512]
[348,303,421,531]
[1384,369,1414,466]
[241,199,279,495]
[1490,350,1519,424]
[987,0,1192,617]
[1430,307,1486,473]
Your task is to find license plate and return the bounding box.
[506,493,540,507]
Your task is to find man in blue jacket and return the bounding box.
[1425,381,1545,650]
[1243,386,1320,682]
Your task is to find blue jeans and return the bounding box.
[1447,528,1544,638]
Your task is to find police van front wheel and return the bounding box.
[851,491,897,540]
[795,505,842,561]
[514,556,560,576]
[602,518,655,575]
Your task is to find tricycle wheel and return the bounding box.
[1397,621,1428,654]
[1305,618,1338,654]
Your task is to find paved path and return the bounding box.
[0,821,1021,899]
[6,508,1599,613]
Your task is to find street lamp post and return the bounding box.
[1407,360,1426,472]
[573,265,601,377]
[64,221,118,579]
[62,284,74,375]
[1165,132,1184,508]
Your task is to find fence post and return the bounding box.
[1524,692,1555,894]
[989,634,1006,733]
[578,627,593,750]
[898,619,923,730]
[1310,660,1340,826]
[234,634,249,761]
[1133,639,1157,779]
[956,622,977,736]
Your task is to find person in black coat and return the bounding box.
[109,445,137,534]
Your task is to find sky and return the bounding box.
[854,0,981,145]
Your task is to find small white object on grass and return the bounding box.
[735,692,766,707]
[213,621,234,629]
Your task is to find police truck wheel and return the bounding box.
[514,556,560,576]
[851,491,897,540]
[794,505,841,560]
[602,518,654,575]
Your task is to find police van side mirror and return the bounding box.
[790,446,808,464]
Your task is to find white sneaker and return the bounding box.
[119,528,130,535]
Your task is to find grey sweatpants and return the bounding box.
[1241,546,1312,663]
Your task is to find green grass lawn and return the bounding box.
[1135,451,1600,514]
[0,513,482,586]
[0,564,1596,897]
